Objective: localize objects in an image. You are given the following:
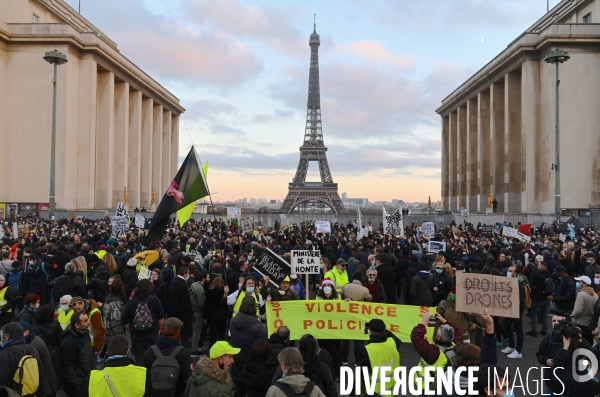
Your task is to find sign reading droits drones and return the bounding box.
[291,250,321,274]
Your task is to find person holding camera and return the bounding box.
[552,333,600,396]
[573,275,598,343]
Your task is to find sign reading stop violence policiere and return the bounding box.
[291,250,321,274]
[455,272,519,319]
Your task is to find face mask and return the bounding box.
[279,290,286,295]
[450,294,456,301]
[506,271,513,278]
[595,279,600,285]
[319,264,324,269]
[339,267,345,273]
[368,277,375,283]
[34,303,40,309]
[371,261,376,266]
[323,286,332,294]
[60,305,69,311]
[28,261,34,266]
[435,269,442,274]
[246,287,254,294]
[588,260,593,264]
[576,282,582,289]
[238,283,242,290]
[503,392,516,397]
[78,329,88,334]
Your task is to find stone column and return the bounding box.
[113,81,129,207]
[490,80,505,212]
[76,55,97,209]
[522,58,541,214]
[457,104,467,211]
[478,90,491,212]
[128,90,142,209]
[441,115,450,208]
[152,104,164,200]
[140,97,153,208]
[505,72,523,213]
[466,98,478,212]
[162,110,172,189]
[95,71,115,209]
[448,111,456,211]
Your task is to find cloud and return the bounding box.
[253,109,296,123]
[182,99,238,123]
[337,40,414,70]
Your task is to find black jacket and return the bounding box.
[143,336,193,397]
[0,338,42,392]
[404,262,419,305]
[536,333,592,392]
[121,294,165,336]
[166,277,194,339]
[355,248,371,267]
[243,361,278,397]
[204,286,228,322]
[229,312,267,368]
[431,271,453,306]
[59,326,94,391]
[86,272,110,303]
[21,263,49,297]
[555,276,577,311]
[531,269,552,301]
[267,333,288,363]
[52,272,86,303]
[271,357,337,397]
[375,263,397,304]
[410,272,433,306]
[122,267,138,297]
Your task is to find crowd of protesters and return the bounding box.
[0,214,600,396]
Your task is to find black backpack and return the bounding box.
[52,275,75,301]
[273,381,315,397]
[149,345,184,391]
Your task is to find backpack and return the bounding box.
[103,299,125,336]
[7,271,22,292]
[543,276,554,296]
[132,296,154,331]
[273,381,315,397]
[52,275,75,300]
[7,347,39,396]
[149,345,184,390]
[523,283,532,309]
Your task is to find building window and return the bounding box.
[583,13,592,23]
[32,14,39,23]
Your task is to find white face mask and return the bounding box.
[595,278,600,285]
[60,304,70,311]
[323,286,332,295]
[279,290,286,295]
[238,282,242,290]
[506,271,513,278]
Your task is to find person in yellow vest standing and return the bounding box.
[89,335,146,397]
[0,274,16,327]
[324,259,350,293]
[227,277,264,318]
[355,319,401,395]
[58,294,74,330]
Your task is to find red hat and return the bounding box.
[321,278,335,287]
[450,285,457,294]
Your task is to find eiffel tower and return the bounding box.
[280,19,347,214]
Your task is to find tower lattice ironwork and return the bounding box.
[280,20,347,214]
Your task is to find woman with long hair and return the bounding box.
[297,334,337,397]
[205,276,229,346]
[242,340,278,397]
[103,253,118,275]
[101,278,127,359]
[72,256,88,282]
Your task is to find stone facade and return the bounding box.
[438,0,600,215]
[0,0,184,214]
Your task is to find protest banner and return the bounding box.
[115,202,127,217]
[134,213,145,228]
[291,250,321,274]
[460,209,469,216]
[427,240,446,254]
[455,272,519,318]
[138,267,151,280]
[502,226,531,242]
[559,233,566,243]
[493,224,503,234]
[517,223,532,236]
[254,248,291,288]
[266,300,436,342]
[357,227,369,239]
[477,225,494,234]
[383,207,403,235]
[422,222,435,238]
[110,216,129,238]
[315,220,331,233]
[227,207,241,227]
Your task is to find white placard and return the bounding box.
[315,221,331,233]
[502,226,531,242]
[460,209,470,216]
[291,250,321,274]
[110,216,129,238]
[422,222,435,238]
[12,223,18,239]
[428,240,447,254]
[134,213,145,228]
[138,267,151,280]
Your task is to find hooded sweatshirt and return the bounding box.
[572,285,598,327]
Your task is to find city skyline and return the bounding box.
[62,0,561,204]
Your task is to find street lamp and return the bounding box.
[43,50,68,219]
[544,48,570,225]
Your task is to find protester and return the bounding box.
[86,264,109,303]
[431,261,453,306]
[0,322,42,396]
[572,275,598,343]
[527,261,552,337]
[410,263,433,306]
[551,264,576,312]
[242,340,279,397]
[436,285,471,342]
[362,266,386,303]
[0,275,15,327]
[17,293,40,325]
[266,347,326,397]
[340,272,370,302]
[501,265,525,359]
[269,275,299,301]
[267,326,290,363]
[205,276,229,346]
[190,270,208,354]
[288,274,306,299]
[21,321,59,397]
[324,259,349,293]
[60,311,94,397]
[167,266,194,347]
[184,341,239,397]
[101,278,127,358]
[123,258,139,298]
[374,253,397,304]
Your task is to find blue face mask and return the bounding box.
[246,287,254,294]
[435,269,443,274]
[79,329,89,334]
[576,282,582,289]
[504,392,516,397]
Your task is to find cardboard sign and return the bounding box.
[254,248,292,288]
[422,222,435,238]
[291,250,321,274]
[455,272,519,318]
[315,221,331,233]
[428,240,446,254]
[502,226,531,242]
[134,214,145,228]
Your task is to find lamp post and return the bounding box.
[544,48,570,225]
[43,50,68,219]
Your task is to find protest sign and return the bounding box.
[502,226,531,242]
[383,207,403,235]
[477,225,493,234]
[493,225,503,235]
[227,207,241,227]
[266,301,436,342]
[134,214,145,228]
[115,202,127,217]
[357,228,369,239]
[517,223,532,236]
[315,221,331,233]
[422,222,435,238]
[291,250,321,274]
[12,223,17,239]
[460,209,469,216]
[559,233,566,243]
[138,267,151,280]
[110,216,129,238]
[451,225,460,234]
[254,248,292,288]
[427,240,446,254]
[455,272,519,318]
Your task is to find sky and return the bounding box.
[64,0,561,203]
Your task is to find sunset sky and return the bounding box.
[65,0,560,203]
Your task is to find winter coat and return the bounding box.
[355,248,371,267]
[167,277,194,339]
[35,321,63,385]
[431,271,453,305]
[184,356,233,397]
[363,278,387,303]
[190,281,206,313]
[531,269,552,301]
[52,272,86,303]
[404,263,419,305]
[267,333,288,363]
[410,321,462,365]
[229,312,268,368]
[554,276,577,312]
[121,294,165,337]
[341,280,370,301]
[572,287,598,327]
[144,336,194,397]
[243,361,278,397]
[86,272,109,303]
[21,263,48,297]
[375,262,397,304]
[60,326,94,391]
[17,307,36,326]
[410,272,433,306]
[437,298,470,340]
[272,358,337,397]
[0,338,42,392]
[265,374,326,397]
[27,333,59,396]
[204,286,228,322]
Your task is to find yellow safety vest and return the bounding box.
[0,286,11,313]
[414,343,454,387]
[89,365,146,397]
[96,250,107,260]
[58,308,74,330]
[89,307,102,347]
[324,268,349,292]
[232,291,261,317]
[365,337,400,394]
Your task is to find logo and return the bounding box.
[572,348,599,382]
[166,181,184,204]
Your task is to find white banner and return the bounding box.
[134,213,145,228]
[315,221,331,234]
[502,226,531,242]
[357,208,363,229]
[422,222,435,238]
[291,250,321,274]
